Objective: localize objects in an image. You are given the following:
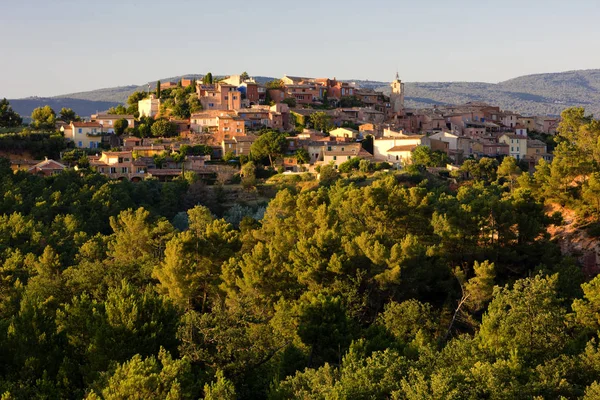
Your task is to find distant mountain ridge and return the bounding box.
[379,69,600,116]
[8,69,600,118]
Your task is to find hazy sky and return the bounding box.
[1,0,599,98]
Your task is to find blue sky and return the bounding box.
[1,0,599,98]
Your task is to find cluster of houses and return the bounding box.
[12,72,559,180]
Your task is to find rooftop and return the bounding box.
[388,145,418,152]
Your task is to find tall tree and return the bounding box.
[477,274,568,362]
[0,98,23,127]
[309,111,334,133]
[30,105,56,130]
[113,118,129,136]
[58,107,80,123]
[85,349,194,399]
[250,130,288,166]
[203,73,213,85]
[151,119,178,138]
[156,80,161,98]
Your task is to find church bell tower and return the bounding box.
[390,72,404,114]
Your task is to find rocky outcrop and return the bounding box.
[547,205,600,277]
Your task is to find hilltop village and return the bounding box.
[3,73,558,179]
[7,72,600,399]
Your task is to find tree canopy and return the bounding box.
[30,105,56,130]
[0,98,23,128]
[1,107,600,399]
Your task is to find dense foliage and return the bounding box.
[1,108,600,398]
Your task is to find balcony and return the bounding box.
[86,131,108,137]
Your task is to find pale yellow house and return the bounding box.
[499,133,528,160]
[66,121,105,149]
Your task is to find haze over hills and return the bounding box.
[393,69,600,117]
[7,69,600,119]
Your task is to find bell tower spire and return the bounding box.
[390,71,404,115]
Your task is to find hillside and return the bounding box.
[9,69,600,119]
[7,98,121,121]
[378,69,600,116]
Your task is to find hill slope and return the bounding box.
[8,98,121,122]
[378,69,600,116]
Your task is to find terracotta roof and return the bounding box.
[148,169,182,176]
[102,151,133,156]
[29,159,67,171]
[358,149,374,158]
[72,122,102,128]
[388,145,418,152]
[324,150,360,156]
[233,136,256,142]
[483,143,509,148]
[527,139,546,148]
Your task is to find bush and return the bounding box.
[359,159,373,173]
[319,164,339,185]
[338,157,361,173]
[374,162,392,171]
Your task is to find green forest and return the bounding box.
[1,108,600,399]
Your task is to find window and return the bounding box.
[78,141,82,147]
[78,128,82,134]
[333,156,337,160]
[327,146,332,151]
[347,156,351,160]
[121,167,128,173]
[110,167,116,173]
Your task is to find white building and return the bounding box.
[429,131,459,151]
[138,95,161,118]
[373,135,430,165]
